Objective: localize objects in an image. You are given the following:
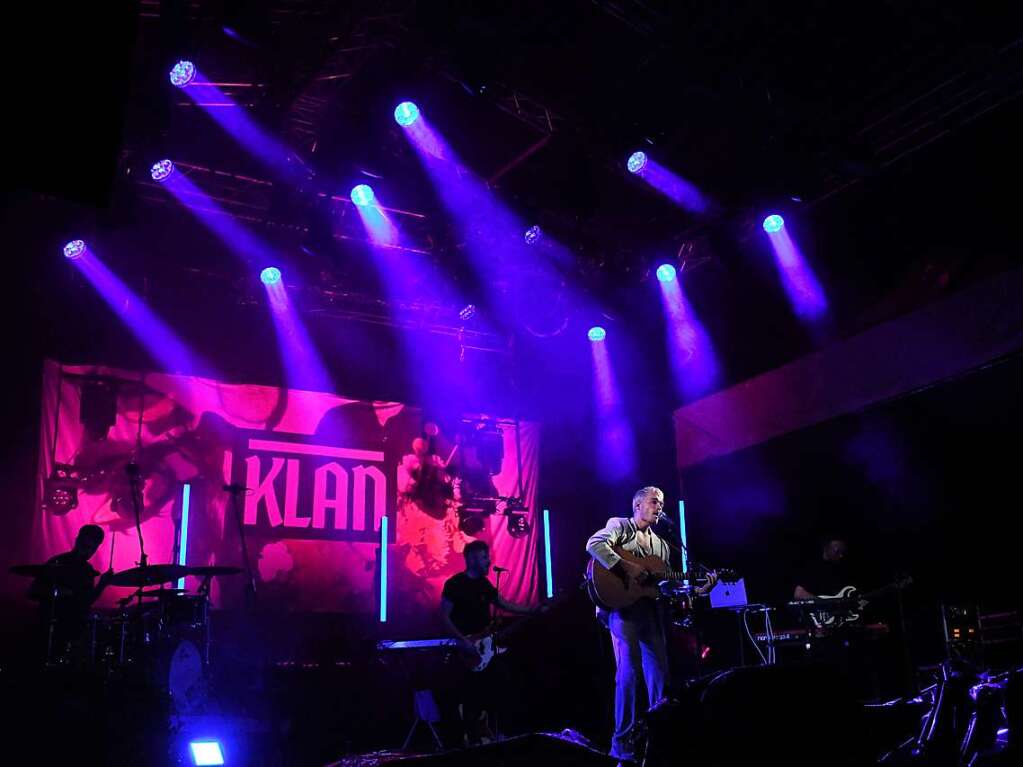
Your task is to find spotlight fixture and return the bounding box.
[655,264,677,283]
[627,151,648,174]
[524,225,542,245]
[169,60,196,88]
[151,159,175,183]
[506,511,531,539]
[459,304,477,322]
[393,101,420,127]
[260,267,282,286]
[42,464,89,515]
[456,507,488,536]
[188,740,225,766]
[63,239,86,260]
[762,214,785,233]
[503,497,531,539]
[588,326,607,342]
[351,184,375,207]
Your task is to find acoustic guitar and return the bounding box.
[585,546,738,611]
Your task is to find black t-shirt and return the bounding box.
[796,558,857,598]
[30,551,98,632]
[442,572,498,635]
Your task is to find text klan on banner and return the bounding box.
[29,360,541,617]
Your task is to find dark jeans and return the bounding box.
[440,656,512,746]
[608,599,670,761]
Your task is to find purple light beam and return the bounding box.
[632,155,711,214]
[765,226,828,321]
[178,67,306,183]
[658,276,719,399]
[70,248,207,375]
[262,277,335,394]
[590,338,637,482]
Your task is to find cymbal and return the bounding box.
[185,565,242,577]
[138,587,188,598]
[108,564,191,587]
[10,563,88,578]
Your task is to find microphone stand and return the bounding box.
[128,382,148,569]
[654,516,709,581]
[225,484,257,608]
[126,462,148,569]
[492,567,507,622]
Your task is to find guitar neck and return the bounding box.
[863,580,907,602]
[655,568,690,581]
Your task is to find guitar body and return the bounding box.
[586,547,677,611]
[467,633,507,672]
[809,576,911,630]
[464,590,568,671]
[811,585,862,628]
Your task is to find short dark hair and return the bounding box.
[464,540,489,558]
[77,524,104,544]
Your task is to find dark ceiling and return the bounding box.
[6,1,1023,417]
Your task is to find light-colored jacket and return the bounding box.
[586,516,670,570]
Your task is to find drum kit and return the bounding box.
[10,561,241,713]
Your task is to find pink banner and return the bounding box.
[32,361,540,615]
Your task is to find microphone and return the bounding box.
[655,511,675,528]
[492,566,508,573]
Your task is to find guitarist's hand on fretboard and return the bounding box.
[695,570,719,596]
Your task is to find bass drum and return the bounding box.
[165,639,208,715]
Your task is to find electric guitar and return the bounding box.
[585,547,738,611]
[463,590,569,672]
[809,575,912,629]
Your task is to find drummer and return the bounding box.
[28,524,114,654]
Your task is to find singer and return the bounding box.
[585,486,717,763]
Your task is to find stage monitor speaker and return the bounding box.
[647,663,871,767]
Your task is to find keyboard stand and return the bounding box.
[403,689,444,751]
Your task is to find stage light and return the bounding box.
[762,214,785,233]
[42,464,83,515]
[260,267,281,285]
[506,511,530,538]
[656,264,676,283]
[169,60,196,88]
[459,304,477,321]
[394,101,420,127]
[588,326,607,342]
[151,159,175,182]
[63,239,86,260]
[524,225,542,245]
[351,184,375,207]
[188,740,224,766]
[627,151,647,174]
[457,511,486,536]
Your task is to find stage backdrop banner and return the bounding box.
[32,361,540,615]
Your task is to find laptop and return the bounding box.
[709,578,748,609]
